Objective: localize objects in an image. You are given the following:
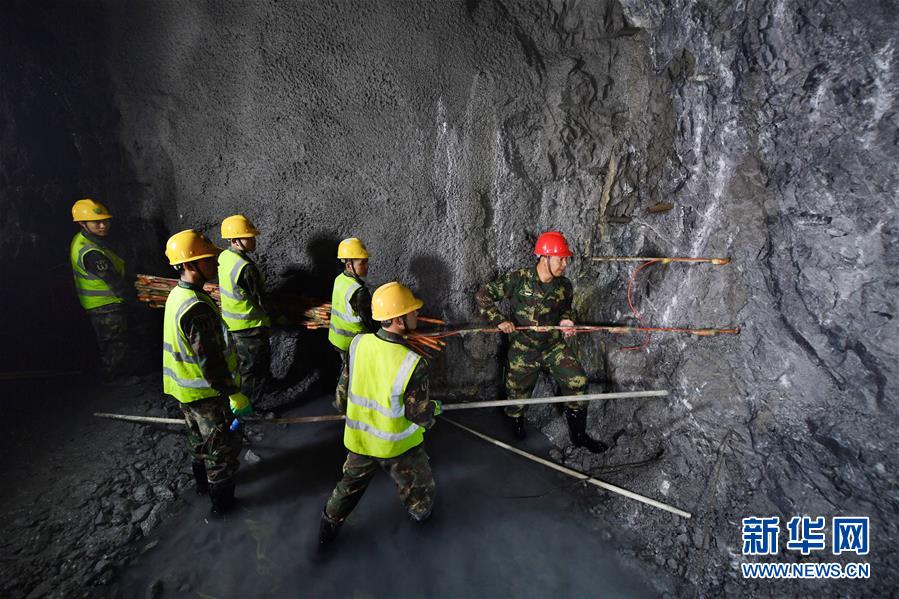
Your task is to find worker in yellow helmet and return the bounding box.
[319,282,442,545]
[163,229,249,515]
[328,237,378,365]
[69,198,139,386]
[218,215,273,407]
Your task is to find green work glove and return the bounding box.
[432,400,442,417]
[229,392,254,417]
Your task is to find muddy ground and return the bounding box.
[1,374,676,598]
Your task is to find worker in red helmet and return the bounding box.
[475,231,608,453]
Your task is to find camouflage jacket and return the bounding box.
[475,266,574,348]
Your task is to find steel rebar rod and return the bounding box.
[441,390,668,411]
[442,417,692,519]
[412,324,740,339]
[591,256,730,265]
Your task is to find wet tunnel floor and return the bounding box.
[118,394,657,598]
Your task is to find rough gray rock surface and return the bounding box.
[2,0,896,595]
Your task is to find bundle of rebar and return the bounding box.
[135,274,448,351]
[136,274,221,306]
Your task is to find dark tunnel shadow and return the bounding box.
[267,233,343,404]
[408,253,455,380]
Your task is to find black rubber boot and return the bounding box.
[209,479,236,516]
[506,414,526,440]
[192,460,209,495]
[318,510,343,546]
[564,408,609,454]
[408,502,434,524]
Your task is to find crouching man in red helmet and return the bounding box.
[475,231,607,453]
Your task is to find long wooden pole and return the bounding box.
[93,412,345,426]
[442,417,691,519]
[95,391,667,427]
[441,390,668,411]
[94,412,183,425]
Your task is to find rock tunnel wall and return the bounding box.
[2,0,896,594]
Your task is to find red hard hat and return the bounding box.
[533,231,573,257]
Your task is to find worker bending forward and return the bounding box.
[319,282,441,545]
[69,198,138,386]
[162,230,252,514]
[327,237,378,363]
[475,231,607,453]
[218,215,272,406]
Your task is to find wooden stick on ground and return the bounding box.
[94,413,183,425]
[442,417,692,519]
[94,412,345,426]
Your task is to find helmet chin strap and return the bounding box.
[235,238,247,253]
[349,260,359,279]
[542,255,560,280]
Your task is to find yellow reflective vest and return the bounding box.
[162,285,239,403]
[328,272,366,351]
[344,333,424,458]
[69,232,126,310]
[217,248,271,331]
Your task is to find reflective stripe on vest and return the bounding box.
[69,232,126,310]
[343,334,424,458]
[217,249,271,331]
[328,272,365,351]
[162,285,240,404]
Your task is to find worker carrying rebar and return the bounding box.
[163,229,251,515]
[327,237,378,364]
[319,281,442,545]
[218,215,273,406]
[475,231,608,453]
[69,198,139,387]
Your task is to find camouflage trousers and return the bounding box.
[504,339,588,417]
[87,304,130,382]
[325,444,435,523]
[231,327,271,404]
[180,396,243,483]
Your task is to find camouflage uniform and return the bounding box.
[178,282,243,483]
[180,394,242,483]
[475,266,588,417]
[325,445,435,523]
[231,328,270,404]
[87,304,130,381]
[81,233,135,381]
[229,256,272,404]
[325,329,438,523]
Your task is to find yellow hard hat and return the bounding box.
[371,282,423,321]
[221,214,259,239]
[337,237,369,259]
[165,229,221,265]
[72,198,112,222]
